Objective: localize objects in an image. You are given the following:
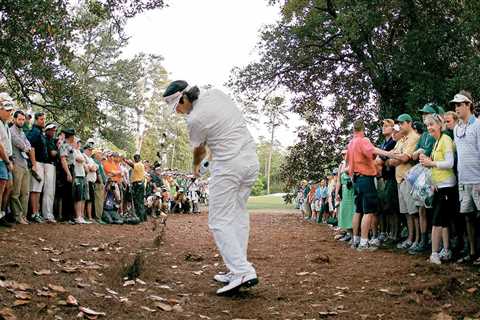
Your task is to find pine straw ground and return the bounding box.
[0,211,479,320]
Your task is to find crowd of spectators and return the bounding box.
[0,92,208,227]
[296,90,480,265]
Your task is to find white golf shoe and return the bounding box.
[213,272,233,284]
[216,272,258,296]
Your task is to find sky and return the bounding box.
[123,0,302,147]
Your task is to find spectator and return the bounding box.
[410,104,443,254]
[71,138,90,224]
[171,188,190,213]
[125,154,146,221]
[419,114,456,264]
[10,110,35,225]
[376,119,398,245]
[347,119,380,251]
[92,149,106,219]
[335,150,354,242]
[43,123,58,223]
[0,94,14,226]
[444,111,458,138]
[59,128,76,222]
[303,181,312,220]
[380,114,420,251]
[27,112,49,223]
[83,144,98,222]
[451,91,480,264]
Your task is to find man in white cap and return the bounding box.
[0,93,15,226]
[43,122,58,222]
[163,80,259,295]
[451,90,480,264]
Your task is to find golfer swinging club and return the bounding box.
[163,80,259,295]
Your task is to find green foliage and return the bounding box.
[251,177,265,196]
[229,0,480,192]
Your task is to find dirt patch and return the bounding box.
[0,212,479,319]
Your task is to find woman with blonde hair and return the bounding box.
[419,114,457,264]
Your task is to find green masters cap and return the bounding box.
[419,103,444,115]
[397,113,413,123]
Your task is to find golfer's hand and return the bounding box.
[193,164,201,177]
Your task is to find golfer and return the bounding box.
[163,80,259,295]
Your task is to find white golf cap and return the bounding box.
[449,93,472,106]
[0,92,14,110]
[45,123,58,131]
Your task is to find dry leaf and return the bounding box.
[466,287,478,294]
[34,269,52,276]
[296,272,309,276]
[66,295,78,306]
[105,288,118,295]
[48,284,67,293]
[0,262,19,268]
[36,290,57,298]
[13,300,30,307]
[77,283,90,288]
[135,279,146,285]
[154,302,173,312]
[172,305,183,312]
[123,280,135,287]
[199,315,210,320]
[78,307,106,316]
[0,307,17,320]
[61,267,78,273]
[14,292,32,300]
[192,271,203,276]
[149,295,167,302]
[140,306,156,313]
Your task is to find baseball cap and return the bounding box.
[45,123,57,131]
[393,124,401,132]
[419,102,444,115]
[449,93,472,106]
[163,80,189,112]
[61,128,76,136]
[397,114,413,123]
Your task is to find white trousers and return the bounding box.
[42,163,56,219]
[208,151,259,276]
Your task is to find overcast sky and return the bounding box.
[124,0,302,147]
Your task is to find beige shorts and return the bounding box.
[30,162,45,193]
[398,180,418,215]
[459,184,480,214]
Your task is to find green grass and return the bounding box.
[247,194,295,211]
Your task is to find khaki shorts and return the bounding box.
[398,180,418,215]
[459,184,480,214]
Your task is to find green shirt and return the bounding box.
[415,132,436,157]
[94,159,107,184]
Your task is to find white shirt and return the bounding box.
[0,120,12,158]
[73,149,86,177]
[85,155,98,183]
[186,89,256,162]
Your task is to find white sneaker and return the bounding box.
[368,238,381,247]
[75,218,88,224]
[397,240,412,250]
[216,273,258,296]
[0,211,5,220]
[213,272,233,284]
[429,252,441,265]
[438,248,452,261]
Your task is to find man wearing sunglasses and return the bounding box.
[451,91,480,264]
[0,93,15,227]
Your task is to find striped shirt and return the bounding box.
[454,115,480,184]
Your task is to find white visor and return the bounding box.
[164,91,183,113]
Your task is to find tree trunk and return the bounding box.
[267,124,275,195]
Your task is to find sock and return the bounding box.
[353,236,360,244]
[360,238,368,246]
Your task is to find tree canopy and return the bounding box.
[229,0,480,190]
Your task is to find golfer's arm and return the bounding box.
[0,144,9,162]
[192,144,207,166]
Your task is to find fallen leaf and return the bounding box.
[48,284,67,293]
[171,265,178,269]
[105,288,118,295]
[123,280,135,287]
[77,283,90,288]
[172,305,183,312]
[38,238,46,242]
[66,295,78,306]
[50,258,61,263]
[80,243,90,247]
[92,292,105,298]
[0,262,19,268]
[466,287,478,294]
[14,292,32,300]
[13,300,30,307]
[61,267,78,273]
[36,290,57,298]
[78,306,106,317]
[379,288,401,296]
[319,311,338,317]
[33,269,52,276]
[149,295,167,302]
[154,302,173,312]
[296,272,309,276]
[0,307,17,320]
[140,306,156,313]
[199,315,210,319]
[135,279,146,285]
[192,271,203,276]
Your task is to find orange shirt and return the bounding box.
[347,132,377,177]
[102,159,122,183]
